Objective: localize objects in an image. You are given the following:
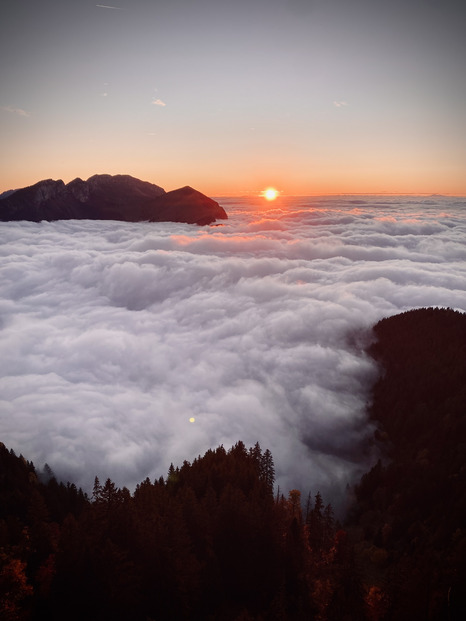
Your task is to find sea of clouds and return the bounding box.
[1,195,465,506]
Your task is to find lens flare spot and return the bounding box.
[189,417,196,423]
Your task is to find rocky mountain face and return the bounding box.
[0,174,228,225]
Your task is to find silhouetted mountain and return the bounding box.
[0,174,228,225]
[150,185,228,226]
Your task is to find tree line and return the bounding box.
[0,440,358,620]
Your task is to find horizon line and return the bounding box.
[1,176,465,199]
[213,191,466,198]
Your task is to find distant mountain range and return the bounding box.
[0,174,228,225]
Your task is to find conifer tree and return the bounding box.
[92,476,102,503]
[260,448,275,492]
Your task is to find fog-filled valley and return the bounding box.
[1,195,466,502]
[1,306,465,620]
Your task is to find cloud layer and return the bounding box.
[1,196,465,506]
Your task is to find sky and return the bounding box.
[1,0,465,196]
[1,196,465,509]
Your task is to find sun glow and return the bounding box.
[263,188,279,201]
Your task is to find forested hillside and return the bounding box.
[0,441,356,620]
[1,307,465,620]
[349,307,466,620]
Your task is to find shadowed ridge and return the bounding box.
[149,185,228,225]
[0,178,67,220]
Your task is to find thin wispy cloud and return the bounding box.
[96,4,124,9]
[152,99,166,107]
[333,100,348,108]
[2,106,30,117]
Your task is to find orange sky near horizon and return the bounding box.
[1,1,465,198]
[3,151,465,198]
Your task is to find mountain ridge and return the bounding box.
[0,174,228,225]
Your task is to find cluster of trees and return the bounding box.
[1,307,465,620]
[1,441,361,620]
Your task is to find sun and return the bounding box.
[263,187,279,201]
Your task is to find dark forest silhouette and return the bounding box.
[1,307,465,620]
